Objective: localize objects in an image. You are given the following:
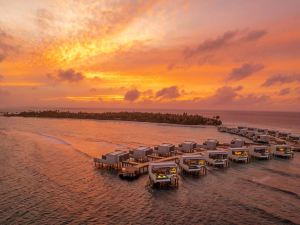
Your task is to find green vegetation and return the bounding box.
[4,110,222,126]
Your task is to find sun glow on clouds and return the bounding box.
[66,95,124,102]
[45,38,141,66]
[1,0,300,111]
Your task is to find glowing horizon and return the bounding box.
[1,0,300,111]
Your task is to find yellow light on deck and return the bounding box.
[199,160,205,165]
[170,168,177,174]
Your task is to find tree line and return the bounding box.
[4,110,222,126]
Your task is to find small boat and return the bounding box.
[148,162,179,188]
[249,146,271,159]
[228,147,250,163]
[179,155,207,175]
[203,150,229,167]
[271,145,294,158]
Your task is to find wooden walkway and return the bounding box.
[121,155,180,175]
[121,152,207,176]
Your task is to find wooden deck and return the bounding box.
[121,155,180,175]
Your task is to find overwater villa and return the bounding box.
[267,130,278,137]
[249,146,271,159]
[246,130,256,139]
[148,162,179,188]
[156,143,175,156]
[229,127,239,134]
[203,150,229,167]
[228,147,250,163]
[271,145,294,158]
[253,134,270,144]
[217,126,227,132]
[257,128,267,133]
[276,131,290,140]
[288,134,300,144]
[94,150,130,170]
[203,139,219,150]
[230,138,245,148]
[130,146,153,162]
[179,141,197,153]
[239,128,248,137]
[179,155,207,175]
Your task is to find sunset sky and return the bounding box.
[0,0,300,111]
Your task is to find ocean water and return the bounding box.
[0,112,300,224]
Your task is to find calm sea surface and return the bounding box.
[0,111,300,224]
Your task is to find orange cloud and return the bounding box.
[1,1,300,111]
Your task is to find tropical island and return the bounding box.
[4,110,222,126]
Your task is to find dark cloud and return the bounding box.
[278,88,291,96]
[184,31,238,58]
[124,89,140,101]
[155,86,181,99]
[47,69,85,83]
[227,63,264,81]
[200,85,270,107]
[205,86,243,104]
[262,73,300,87]
[183,29,267,59]
[241,29,267,42]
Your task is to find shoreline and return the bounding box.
[3,110,222,126]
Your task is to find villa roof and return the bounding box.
[206,139,218,142]
[135,146,152,151]
[107,150,128,156]
[182,141,196,144]
[160,143,174,147]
